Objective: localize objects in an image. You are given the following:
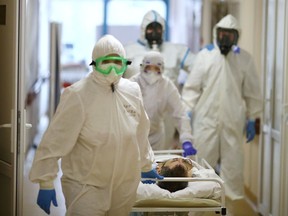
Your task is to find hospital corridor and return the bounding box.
[1,0,288,216]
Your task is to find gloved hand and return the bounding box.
[141,169,164,184]
[182,141,197,157]
[246,119,256,143]
[37,189,58,215]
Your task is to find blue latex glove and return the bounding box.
[182,141,197,157]
[37,189,58,215]
[246,120,256,143]
[141,169,164,184]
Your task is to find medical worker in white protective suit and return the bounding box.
[124,10,195,150]
[130,51,197,155]
[182,14,262,200]
[29,34,163,216]
[124,10,195,89]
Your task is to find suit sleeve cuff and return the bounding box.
[39,180,55,189]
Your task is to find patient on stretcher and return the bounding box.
[134,156,223,213]
[155,157,195,192]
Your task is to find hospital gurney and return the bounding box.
[131,150,226,216]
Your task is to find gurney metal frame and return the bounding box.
[131,150,226,215]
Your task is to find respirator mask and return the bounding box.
[217,28,239,56]
[145,22,163,50]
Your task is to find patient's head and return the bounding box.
[156,158,192,193]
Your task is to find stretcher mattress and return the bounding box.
[134,155,223,208]
[134,198,220,208]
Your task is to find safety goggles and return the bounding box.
[144,65,162,74]
[92,56,131,75]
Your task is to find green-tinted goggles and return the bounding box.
[90,56,131,75]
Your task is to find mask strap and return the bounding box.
[89,61,96,66]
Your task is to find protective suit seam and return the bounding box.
[180,48,190,69]
[74,91,85,121]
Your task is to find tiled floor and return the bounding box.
[200,198,259,216]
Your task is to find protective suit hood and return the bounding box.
[140,51,164,74]
[92,34,126,60]
[139,10,165,45]
[140,51,164,85]
[213,14,241,47]
[91,34,126,85]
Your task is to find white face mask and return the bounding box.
[104,68,121,83]
[141,71,162,85]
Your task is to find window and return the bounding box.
[104,0,167,45]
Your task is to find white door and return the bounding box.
[259,0,288,215]
[0,0,28,215]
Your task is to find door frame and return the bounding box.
[0,0,20,215]
[258,0,275,215]
[258,0,288,215]
[16,0,29,215]
[280,0,288,214]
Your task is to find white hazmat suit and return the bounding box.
[29,35,155,216]
[125,10,195,149]
[182,15,262,200]
[130,51,194,150]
